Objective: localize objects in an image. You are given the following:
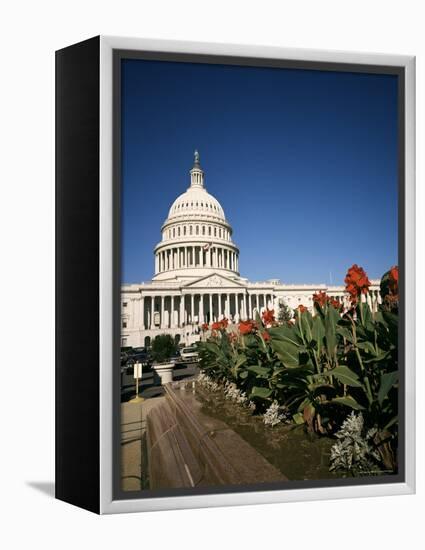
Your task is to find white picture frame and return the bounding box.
[96,36,415,514]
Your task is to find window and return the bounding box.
[178,227,180,236]
[123,302,127,308]
[208,226,211,236]
[122,320,127,328]
[173,228,175,237]
[202,226,205,235]
[196,225,199,235]
[184,226,186,235]
[214,228,217,236]
[121,338,127,347]
[190,226,193,235]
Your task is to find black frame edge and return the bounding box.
[55,35,101,514]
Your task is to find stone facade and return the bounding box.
[121,152,381,348]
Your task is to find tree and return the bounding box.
[277,299,292,323]
[151,334,177,363]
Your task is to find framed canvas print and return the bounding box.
[55,36,415,514]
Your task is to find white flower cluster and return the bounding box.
[197,372,220,392]
[197,373,256,411]
[263,401,287,426]
[329,412,380,474]
[223,381,256,411]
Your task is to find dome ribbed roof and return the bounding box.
[165,150,226,223]
[167,187,226,222]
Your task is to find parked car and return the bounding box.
[124,349,152,373]
[180,346,199,363]
[169,349,182,365]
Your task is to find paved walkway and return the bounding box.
[120,362,199,492]
[121,396,165,491]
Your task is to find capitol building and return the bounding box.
[121,152,381,348]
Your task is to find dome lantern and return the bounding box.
[190,149,204,188]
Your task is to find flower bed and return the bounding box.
[197,264,399,476]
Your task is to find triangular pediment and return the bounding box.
[183,273,246,289]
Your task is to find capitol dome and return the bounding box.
[152,151,240,281]
[167,187,226,223]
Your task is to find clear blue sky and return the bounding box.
[121,58,398,285]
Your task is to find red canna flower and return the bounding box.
[313,291,328,307]
[261,330,271,341]
[297,304,308,313]
[239,320,256,335]
[328,297,343,311]
[211,318,229,331]
[262,308,275,326]
[389,266,399,296]
[201,323,209,331]
[344,264,371,304]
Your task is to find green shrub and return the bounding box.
[151,334,177,364]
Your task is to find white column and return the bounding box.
[218,293,222,319]
[209,293,213,322]
[190,294,195,323]
[225,293,230,318]
[150,296,155,329]
[171,295,175,328]
[179,296,184,327]
[160,296,165,328]
[199,294,204,324]
[140,297,145,329]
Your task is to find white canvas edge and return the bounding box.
[99,36,416,514]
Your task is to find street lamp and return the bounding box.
[130,360,144,403]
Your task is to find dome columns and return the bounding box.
[154,243,239,278]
